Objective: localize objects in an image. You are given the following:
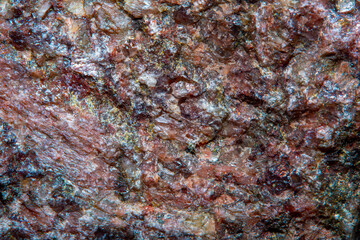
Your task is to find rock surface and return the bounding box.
[1,0,360,239]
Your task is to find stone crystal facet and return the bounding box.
[337,0,356,13]
[1,0,360,239]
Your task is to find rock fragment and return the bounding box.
[124,0,159,18]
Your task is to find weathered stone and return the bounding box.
[1,0,360,239]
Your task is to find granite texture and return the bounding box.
[1,0,360,239]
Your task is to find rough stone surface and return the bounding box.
[1,0,360,239]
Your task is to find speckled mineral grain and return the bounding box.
[1,0,360,239]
